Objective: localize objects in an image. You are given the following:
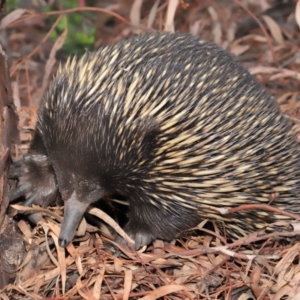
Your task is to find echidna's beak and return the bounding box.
[58,191,90,247]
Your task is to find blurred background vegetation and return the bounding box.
[6,0,99,55]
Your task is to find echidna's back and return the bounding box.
[39,32,300,238]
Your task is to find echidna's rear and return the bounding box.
[11,32,300,248]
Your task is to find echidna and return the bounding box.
[11,32,300,249]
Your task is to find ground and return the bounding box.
[1,0,300,299]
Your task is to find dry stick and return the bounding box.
[216,203,300,221]
[24,59,32,106]
[8,6,147,78]
[164,229,300,259]
[43,7,129,23]
[0,147,9,175]
[10,14,63,76]
[234,0,278,65]
[4,6,128,29]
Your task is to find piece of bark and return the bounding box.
[0,42,19,225]
[0,43,24,289]
[0,216,25,289]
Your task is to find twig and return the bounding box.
[234,0,278,64]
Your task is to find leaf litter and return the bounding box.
[1,0,300,299]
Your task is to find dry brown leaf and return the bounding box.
[76,276,98,300]
[174,264,195,284]
[147,1,160,29]
[291,222,300,232]
[290,291,300,300]
[114,256,123,272]
[249,66,279,75]
[10,288,42,300]
[33,25,67,106]
[17,250,34,272]
[92,266,105,299]
[77,216,87,237]
[235,34,268,43]
[11,81,21,109]
[33,278,45,296]
[164,0,178,32]
[17,219,32,243]
[244,257,255,278]
[208,6,222,45]
[151,258,182,266]
[258,0,271,10]
[87,206,134,245]
[11,204,62,222]
[130,0,143,29]
[270,69,300,80]
[17,106,38,131]
[140,284,187,300]
[273,284,294,300]
[45,227,59,267]
[123,269,133,300]
[25,256,74,285]
[230,44,250,56]
[46,220,84,275]
[0,292,10,300]
[277,92,296,104]
[51,232,67,294]
[250,266,264,298]
[189,20,203,36]
[296,0,300,30]
[153,240,164,255]
[0,9,28,29]
[205,236,227,265]
[237,290,256,300]
[261,15,284,45]
[274,243,300,276]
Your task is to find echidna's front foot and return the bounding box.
[119,221,155,250]
[9,154,58,208]
[131,232,153,250]
[115,230,153,251]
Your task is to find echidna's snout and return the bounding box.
[58,191,90,247]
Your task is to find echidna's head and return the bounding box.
[38,44,163,246]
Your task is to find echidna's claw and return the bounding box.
[23,195,37,207]
[9,151,58,208]
[10,185,30,201]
